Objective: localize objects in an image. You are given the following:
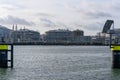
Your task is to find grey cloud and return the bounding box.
[40,18,56,27]
[0,15,34,26]
[84,24,102,31]
[40,18,68,29]
[0,3,26,11]
[113,3,120,11]
[75,22,103,31]
[56,22,68,29]
[36,13,53,17]
[85,11,112,19]
[70,6,113,19]
[2,5,20,10]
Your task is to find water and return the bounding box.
[0,46,119,80]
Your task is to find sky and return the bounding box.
[0,0,120,35]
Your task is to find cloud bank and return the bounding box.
[0,15,34,26]
[0,0,119,35]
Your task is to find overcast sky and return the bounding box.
[0,0,119,35]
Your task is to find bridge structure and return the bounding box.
[102,20,120,68]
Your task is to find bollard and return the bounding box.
[111,45,120,68]
[0,44,13,68]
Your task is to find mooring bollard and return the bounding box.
[111,45,120,68]
[0,44,13,68]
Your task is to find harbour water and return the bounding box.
[0,46,119,80]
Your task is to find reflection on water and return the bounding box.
[0,46,119,80]
[111,69,120,80]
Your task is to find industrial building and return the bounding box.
[44,29,92,44]
[11,25,41,43]
[44,29,73,43]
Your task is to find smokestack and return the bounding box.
[24,26,25,30]
[15,24,17,31]
[12,24,14,31]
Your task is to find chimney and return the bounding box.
[12,24,14,31]
[15,24,17,31]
